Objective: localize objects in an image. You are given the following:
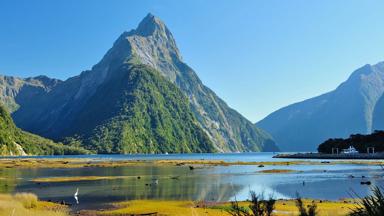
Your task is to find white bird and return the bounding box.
[74,188,79,204]
[74,188,79,196]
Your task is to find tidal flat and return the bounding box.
[1,157,384,169]
[0,153,383,215]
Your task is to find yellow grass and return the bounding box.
[31,176,132,183]
[0,158,142,169]
[273,199,356,216]
[13,193,38,208]
[0,158,383,169]
[81,200,228,216]
[258,169,298,173]
[80,199,357,216]
[0,193,68,216]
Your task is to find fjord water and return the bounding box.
[1,153,383,211]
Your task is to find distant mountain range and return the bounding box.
[257,62,384,151]
[0,104,88,156]
[0,14,277,154]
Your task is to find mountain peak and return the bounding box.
[90,13,181,84]
[122,13,182,78]
[135,13,168,37]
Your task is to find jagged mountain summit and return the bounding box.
[2,13,277,153]
[257,62,384,151]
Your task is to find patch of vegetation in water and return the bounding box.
[258,169,299,174]
[31,175,143,183]
[1,158,384,170]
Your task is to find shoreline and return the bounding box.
[0,193,358,216]
[274,152,384,160]
[0,157,384,169]
[77,198,357,216]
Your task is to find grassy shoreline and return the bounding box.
[0,193,357,216]
[78,199,357,216]
[0,158,383,169]
[0,193,68,216]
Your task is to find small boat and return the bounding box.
[341,146,359,154]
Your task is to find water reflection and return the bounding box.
[0,155,383,210]
[5,165,246,210]
[0,168,21,193]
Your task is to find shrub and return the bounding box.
[13,193,38,209]
[349,186,384,216]
[226,191,276,216]
[295,193,317,216]
[227,200,250,216]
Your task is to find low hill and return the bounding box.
[318,130,384,154]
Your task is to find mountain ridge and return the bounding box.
[257,61,384,151]
[1,13,277,153]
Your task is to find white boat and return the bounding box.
[341,146,359,154]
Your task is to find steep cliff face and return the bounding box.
[258,62,384,151]
[117,14,277,152]
[0,75,61,112]
[373,93,384,131]
[71,63,214,153]
[3,14,277,153]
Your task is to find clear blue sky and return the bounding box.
[1,0,384,122]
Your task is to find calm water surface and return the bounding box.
[1,153,383,210]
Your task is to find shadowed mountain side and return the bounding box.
[67,63,215,154]
[0,104,88,156]
[373,94,384,131]
[258,62,384,151]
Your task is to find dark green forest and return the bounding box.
[0,104,89,156]
[318,130,384,153]
[70,63,215,154]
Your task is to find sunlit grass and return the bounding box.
[0,193,68,216]
[80,199,357,216]
[31,176,131,183]
[0,158,383,169]
[13,193,38,209]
